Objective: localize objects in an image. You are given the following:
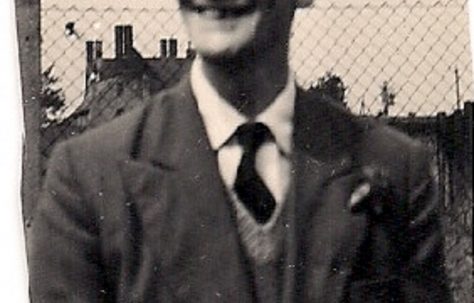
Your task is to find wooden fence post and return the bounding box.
[464,102,473,182]
[15,0,41,223]
[436,112,448,208]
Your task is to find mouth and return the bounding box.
[181,1,258,19]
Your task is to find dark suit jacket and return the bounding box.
[28,76,451,302]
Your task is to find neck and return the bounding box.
[200,50,290,118]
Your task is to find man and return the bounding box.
[28,0,451,302]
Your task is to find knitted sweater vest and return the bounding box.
[231,192,288,303]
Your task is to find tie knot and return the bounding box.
[234,123,272,152]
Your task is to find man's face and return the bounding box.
[179,0,297,62]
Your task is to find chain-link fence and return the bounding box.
[386,106,473,303]
[38,0,472,301]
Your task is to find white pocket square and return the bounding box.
[349,166,389,214]
[349,182,371,210]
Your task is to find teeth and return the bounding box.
[192,4,256,18]
[200,8,224,19]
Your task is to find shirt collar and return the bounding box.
[191,57,295,154]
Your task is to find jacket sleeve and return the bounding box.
[27,142,104,302]
[401,144,452,303]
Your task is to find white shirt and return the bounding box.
[191,57,295,229]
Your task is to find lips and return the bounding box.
[180,0,258,18]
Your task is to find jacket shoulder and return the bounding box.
[359,118,431,165]
[57,85,180,161]
[355,117,434,197]
[59,104,147,161]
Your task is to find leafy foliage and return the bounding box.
[308,72,347,107]
[379,81,396,116]
[41,65,66,126]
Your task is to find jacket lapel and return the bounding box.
[118,77,254,302]
[291,90,369,302]
[117,81,370,302]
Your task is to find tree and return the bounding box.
[40,64,66,126]
[379,81,396,116]
[308,72,347,107]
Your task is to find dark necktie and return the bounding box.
[233,123,276,224]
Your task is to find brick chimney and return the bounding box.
[186,41,196,59]
[115,25,134,57]
[85,40,103,87]
[95,41,103,59]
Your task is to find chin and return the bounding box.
[194,41,249,61]
[182,5,263,59]
[192,42,257,67]
[194,34,269,66]
[181,0,290,64]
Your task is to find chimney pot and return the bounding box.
[124,25,133,56]
[169,38,178,58]
[115,25,124,58]
[160,39,168,58]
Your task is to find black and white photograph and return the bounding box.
[6,0,473,302]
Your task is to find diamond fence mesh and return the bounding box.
[38,1,472,302]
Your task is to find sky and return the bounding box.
[40,0,473,116]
